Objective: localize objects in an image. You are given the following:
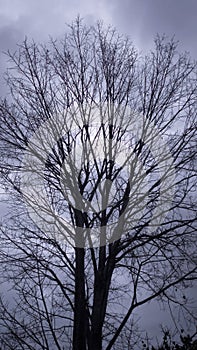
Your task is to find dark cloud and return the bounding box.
[0,0,196,98]
[0,0,113,97]
[109,0,197,57]
[0,18,25,96]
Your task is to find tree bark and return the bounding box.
[90,248,115,350]
[73,247,86,350]
[73,210,87,350]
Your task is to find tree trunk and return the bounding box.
[73,247,86,350]
[73,210,87,350]
[90,268,113,349]
[90,277,105,350]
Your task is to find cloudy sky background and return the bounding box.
[0,0,197,97]
[0,0,196,341]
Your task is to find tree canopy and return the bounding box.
[0,18,196,350]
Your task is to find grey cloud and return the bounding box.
[0,18,25,96]
[109,0,197,57]
[0,0,113,98]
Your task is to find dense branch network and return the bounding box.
[0,18,196,350]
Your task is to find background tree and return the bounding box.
[0,18,196,350]
[143,328,197,350]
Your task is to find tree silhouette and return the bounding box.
[0,18,196,350]
[143,328,197,350]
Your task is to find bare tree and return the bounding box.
[0,18,196,350]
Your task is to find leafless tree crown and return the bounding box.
[0,18,196,350]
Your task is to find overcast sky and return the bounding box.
[0,0,196,341]
[0,0,197,96]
